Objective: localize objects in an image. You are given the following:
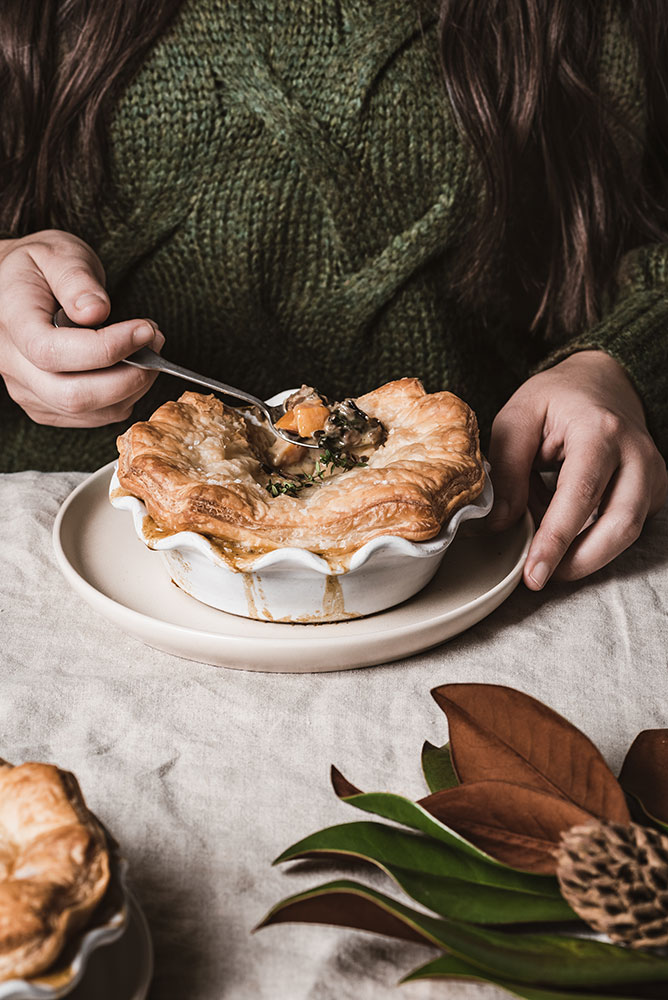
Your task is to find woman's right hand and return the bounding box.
[0,229,164,427]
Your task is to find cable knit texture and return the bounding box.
[1,0,667,471]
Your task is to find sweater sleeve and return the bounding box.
[536,243,668,458]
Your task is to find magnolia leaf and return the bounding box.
[257,879,668,988]
[388,868,574,925]
[419,780,592,874]
[276,820,564,896]
[422,741,459,793]
[619,730,668,830]
[630,801,668,837]
[331,767,362,797]
[403,954,662,1000]
[330,766,557,875]
[431,684,630,824]
[274,820,575,923]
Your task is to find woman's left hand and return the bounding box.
[487,350,668,589]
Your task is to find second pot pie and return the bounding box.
[0,760,110,982]
[115,377,486,566]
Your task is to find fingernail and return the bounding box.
[489,499,510,528]
[528,560,550,589]
[133,324,154,347]
[75,292,107,312]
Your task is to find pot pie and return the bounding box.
[0,760,110,982]
[116,378,486,568]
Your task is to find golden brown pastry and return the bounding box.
[0,761,110,981]
[116,378,485,566]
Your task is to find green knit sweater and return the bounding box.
[1,0,667,472]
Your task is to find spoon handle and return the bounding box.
[124,348,267,412]
[53,307,320,448]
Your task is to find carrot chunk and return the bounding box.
[295,404,330,437]
[275,409,299,431]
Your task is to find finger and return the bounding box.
[487,401,543,530]
[26,237,110,326]
[523,435,619,589]
[646,451,668,517]
[8,371,159,427]
[17,316,161,374]
[527,470,554,528]
[552,459,652,581]
[0,254,116,363]
[14,357,159,418]
[21,400,137,428]
[50,381,156,427]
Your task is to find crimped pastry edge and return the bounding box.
[115,378,487,560]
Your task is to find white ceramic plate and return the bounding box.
[53,463,533,673]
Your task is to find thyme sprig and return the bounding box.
[265,448,368,498]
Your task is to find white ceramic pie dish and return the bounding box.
[109,464,493,624]
[111,387,493,622]
[0,853,130,999]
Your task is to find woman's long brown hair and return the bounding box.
[0,0,183,234]
[439,0,668,335]
[0,0,666,336]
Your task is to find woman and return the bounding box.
[0,0,666,592]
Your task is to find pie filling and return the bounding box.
[260,385,387,497]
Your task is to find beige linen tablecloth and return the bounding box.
[1,469,667,1000]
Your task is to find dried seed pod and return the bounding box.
[556,820,668,949]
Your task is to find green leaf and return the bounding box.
[257,880,668,989]
[421,741,459,793]
[403,955,663,1000]
[274,820,573,924]
[331,766,559,878]
[388,867,574,924]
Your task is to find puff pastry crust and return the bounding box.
[116,378,485,566]
[0,761,110,982]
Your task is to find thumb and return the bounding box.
[31,238,110,327]
[487,399,543,531]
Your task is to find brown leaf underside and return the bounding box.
[619,730,668,825]
[258,892,426,944]
[419,780,593,874]
[432,684,630,825]
[331,766,362,799]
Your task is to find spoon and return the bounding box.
[53,308,320,449]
